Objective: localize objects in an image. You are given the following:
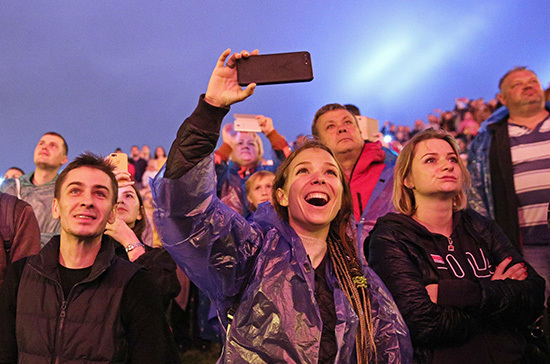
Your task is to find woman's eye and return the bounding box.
[449,157,458,163]
[326,169,338,176]
[425,158,435,163]
[296,168,308,175]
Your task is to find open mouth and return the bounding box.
[305,192,329,207]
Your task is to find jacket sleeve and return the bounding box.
[266,129,292,161]
[466,134,491,218]
[164,95,230,180]
[9,201,41,267]
[474,213,545,326]
[368,227,477,347]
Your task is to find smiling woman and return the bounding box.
[152,49,412,364]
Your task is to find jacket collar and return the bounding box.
[29,234,118,283]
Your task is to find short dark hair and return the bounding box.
[311,103,359,137]
[6,167,24,175]
[344,104,361,116]
[43,131,68,156]
[498,66,537,91]
[54,152,118,206]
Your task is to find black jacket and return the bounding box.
[367,209,545,364]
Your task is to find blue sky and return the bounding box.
[1,1,549,174]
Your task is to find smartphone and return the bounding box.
[108,152,128,171]
[236,51,314,86]
[356,116,379,142]
[234,114,262,133]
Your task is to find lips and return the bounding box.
[74,213,96,220]
[305,192,329,206]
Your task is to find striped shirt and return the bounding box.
[509,114,550,246]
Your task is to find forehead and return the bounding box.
[252,175,274,186]
[503,70,538,85]
[289,148,338,169]
[235,132,257,142]
[118,185,136,195]
[414,138,455,157]
[61,167,113,192]
[38,134,63,145]
[317,109,354,124]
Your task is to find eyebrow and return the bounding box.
[66,181,111,192]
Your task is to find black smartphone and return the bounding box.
[236,51,314,86]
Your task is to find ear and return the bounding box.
[404,176,414,190]
[276,188,289,207]
[107,206,116,224]
[496,92,506,106]
[61,155,69,165]
[52,198,60,219]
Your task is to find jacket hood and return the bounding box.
[373,212,435,241]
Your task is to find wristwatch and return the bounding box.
[125,242,145,253]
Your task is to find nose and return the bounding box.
[80,191,94,207]
[311,173,326,185]
[337,125,348,134]
[442,160,455,171]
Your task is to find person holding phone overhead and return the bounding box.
[152,49,412,363]
[367,129,545,363]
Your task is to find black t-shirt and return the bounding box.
[314,253,337,364]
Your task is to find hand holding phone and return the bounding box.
[356,116,380,142]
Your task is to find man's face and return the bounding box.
[232,132,260,168]
[315,109,364,156]
[498,70,545,111]
[33,134,68,170]
[52,167,115,241]
[131,146,141,159]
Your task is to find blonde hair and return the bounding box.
[393,129,471,215]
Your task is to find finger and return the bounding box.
[494,257,512,276]
[243,83,256,97]
[250,49,259,56]
[505,262,525,276]
[216,48,232,68]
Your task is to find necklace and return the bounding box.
[447,237,455,252]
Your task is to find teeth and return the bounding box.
[305,193,329,206]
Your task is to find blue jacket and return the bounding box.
[467,101,550,250]
[152,154,412,363]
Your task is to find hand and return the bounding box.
[112,170,134,188]
[425,284,438,303]
[491,257,528,281]
[257,115,274,135]
[105,216,139,247]
[204,48,258,108]
[221,123,236,147]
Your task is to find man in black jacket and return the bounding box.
[0,153,178,363]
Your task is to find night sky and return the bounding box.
[1,1,549,175]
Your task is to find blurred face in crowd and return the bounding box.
[247,174,275,210]
[34,134,68,171]
[130,146,140,159]
[52,167,115,241]
[115,185,142,228]
[4,168,23,180]
[276,148,343,235]
[315,109,364,157]
[232,132,261,168]
[498,70,545,111]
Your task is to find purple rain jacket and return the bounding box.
[152,156,412,363]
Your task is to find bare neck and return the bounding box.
[413,197,454,237]
[508,108,549,129]
[292,223,328,269]
[58,233,102,269]
[32,167,59,186]
[336,148,362,181]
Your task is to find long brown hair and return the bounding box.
[272,140,376,363]
[129,184,148,240]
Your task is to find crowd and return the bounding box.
[0,48,549,364]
